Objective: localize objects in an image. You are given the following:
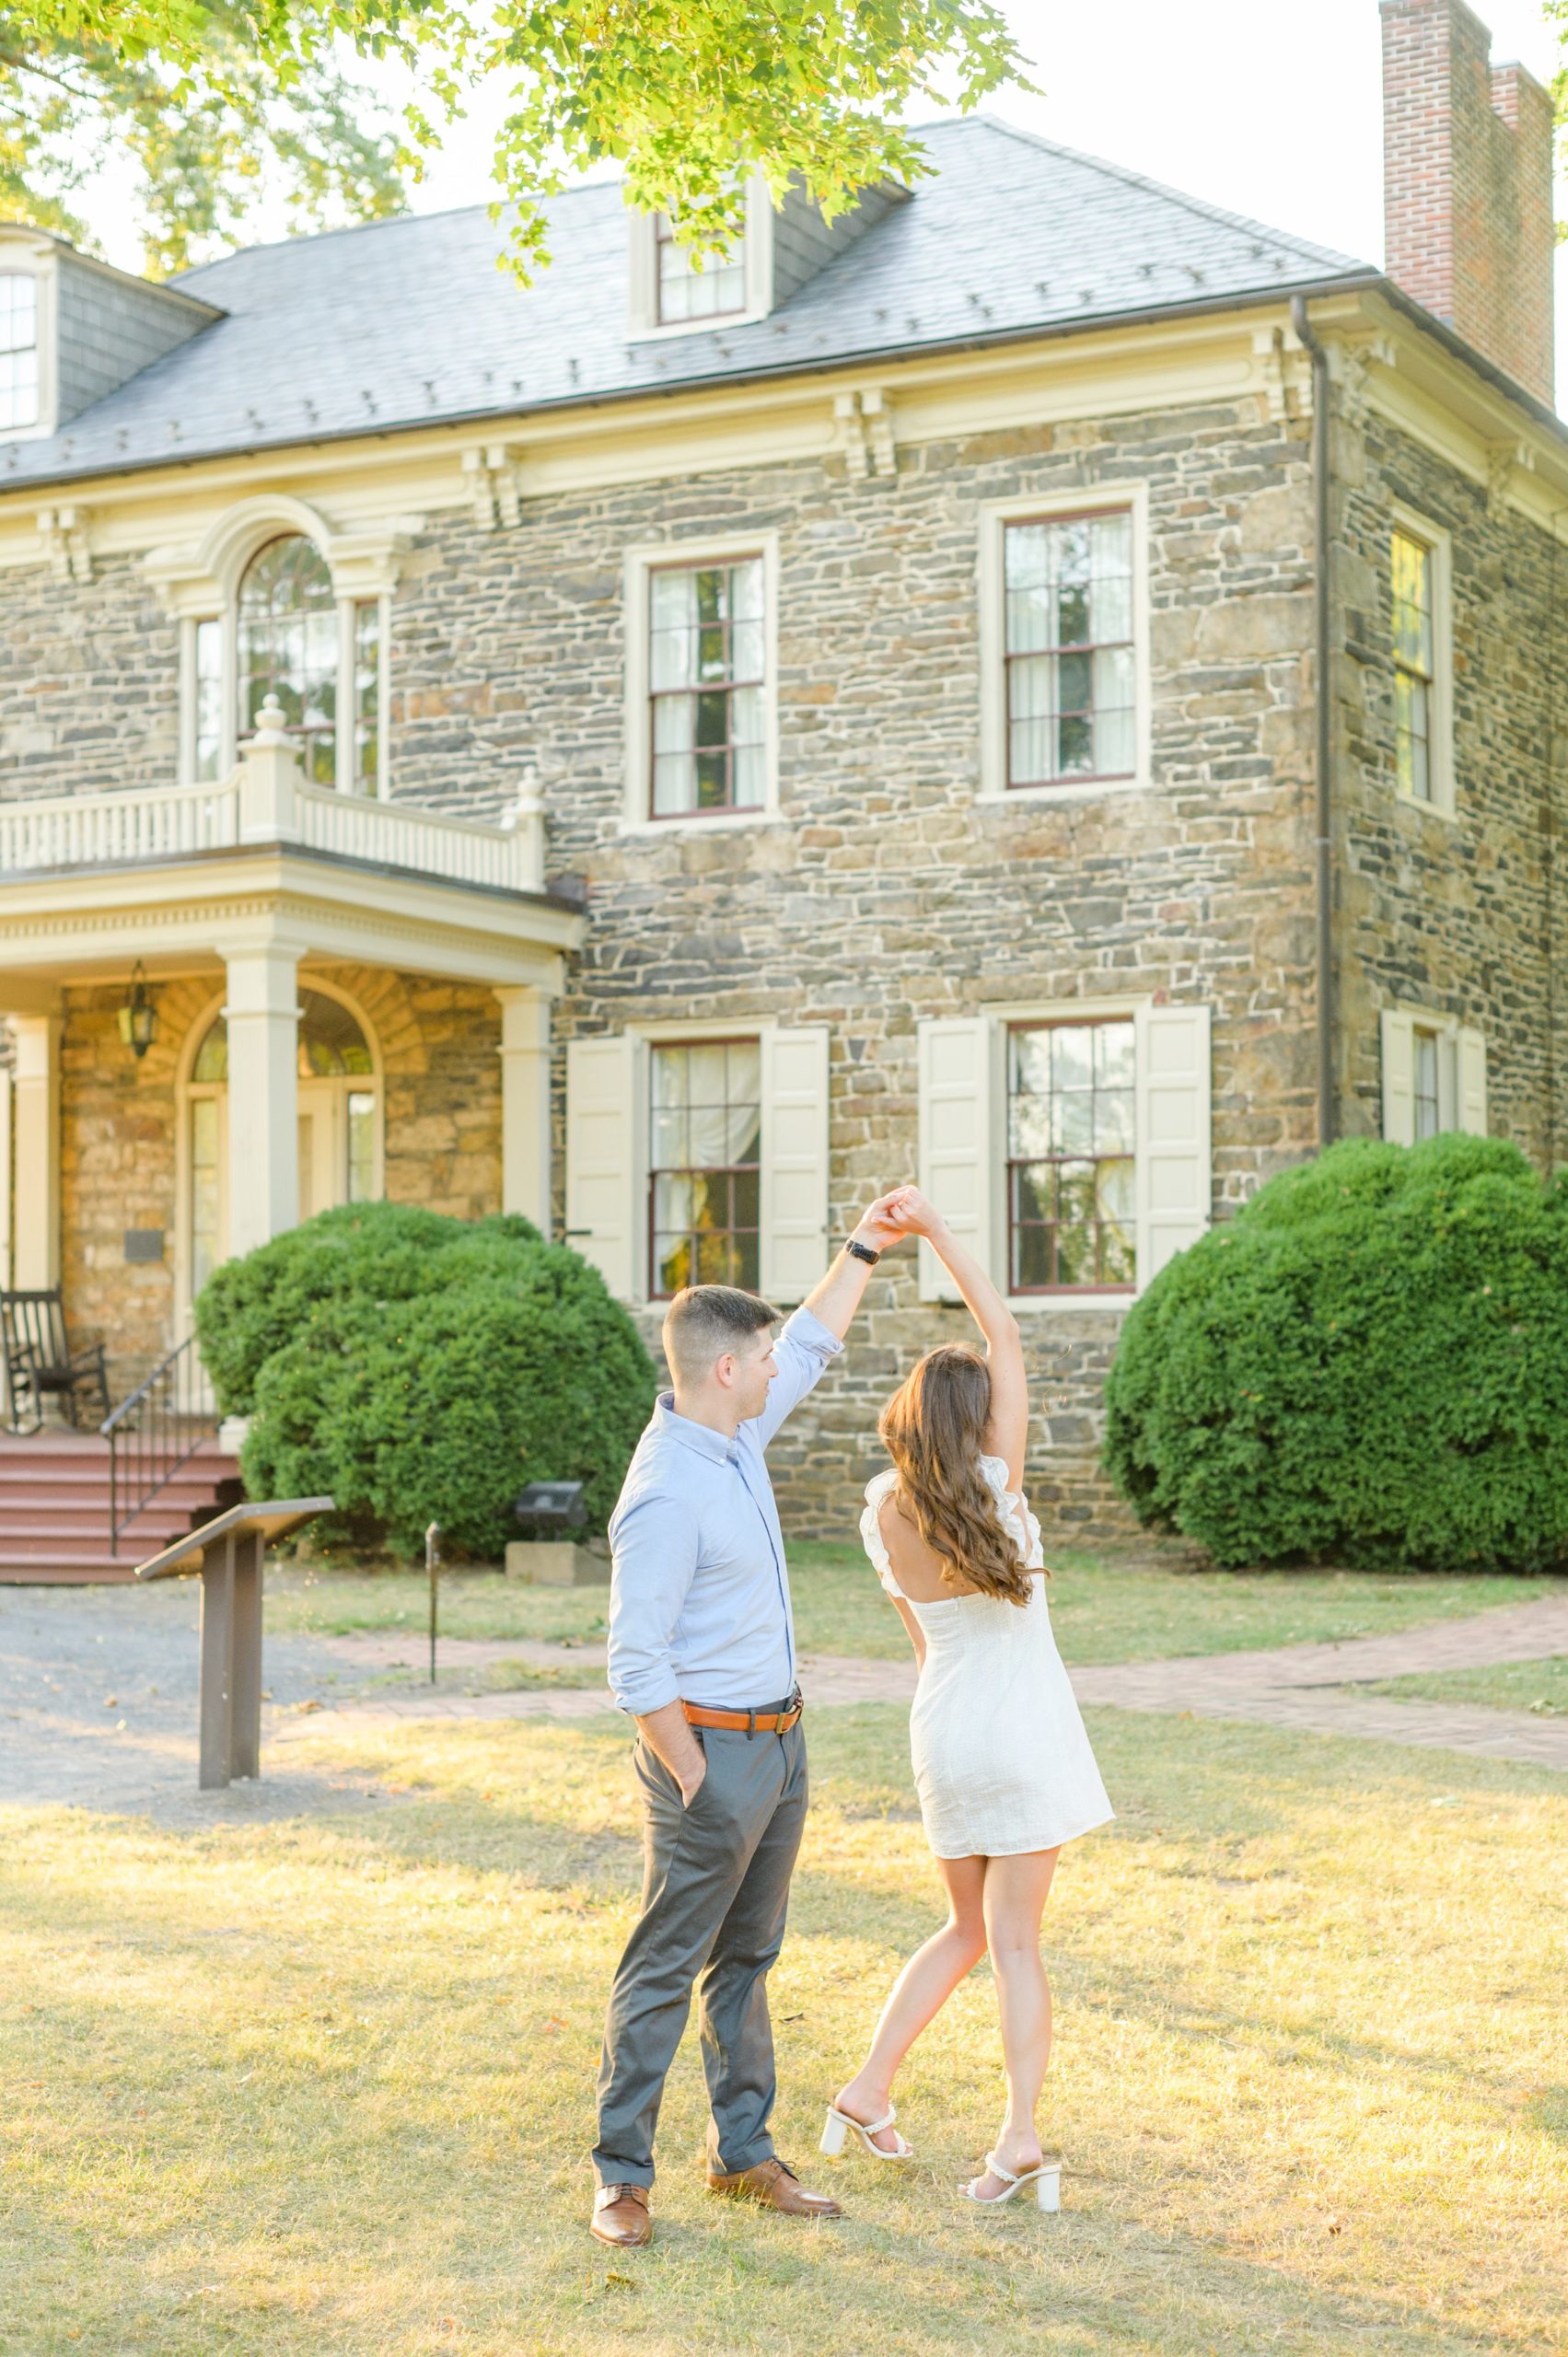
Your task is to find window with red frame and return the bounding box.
[649,1039,761,1296]
[1007,1019,1136,1292]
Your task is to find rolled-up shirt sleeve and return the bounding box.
[750,1305,844,1451]
[607,1489,702,1715]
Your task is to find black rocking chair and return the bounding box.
[1,1289,111,1435]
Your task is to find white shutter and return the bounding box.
[1457,1026,1488,1137]
[916,1017,994,1302]
[564,1034,639,1300]
[1380,1008,1415,1144]
[760,1024,830,1304]
[1134,1003,1212,1288]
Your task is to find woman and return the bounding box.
[822,1187,1112,2208]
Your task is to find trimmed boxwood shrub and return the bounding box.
[194,1202,657,1558]
[1102,1132,1568,1571]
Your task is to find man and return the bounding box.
[590,1190,911,2249]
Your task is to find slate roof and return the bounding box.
[0,115,1376,493]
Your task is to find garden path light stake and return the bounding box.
[426,1522,441,1685]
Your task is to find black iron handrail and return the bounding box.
[100,1334,221,1554]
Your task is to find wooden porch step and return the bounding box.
[0,1433,243,1582]
[0,1557,141,1585]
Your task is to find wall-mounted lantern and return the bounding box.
[117,960,159,1060]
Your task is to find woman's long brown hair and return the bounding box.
[877,1344,1035,1606]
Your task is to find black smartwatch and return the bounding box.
[845,1237,880,1266]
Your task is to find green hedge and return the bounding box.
[194,1203,657,1558]
[1102,1132,1568,1571]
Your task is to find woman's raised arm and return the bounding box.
[887,1188,1028,1490]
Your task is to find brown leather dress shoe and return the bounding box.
[705,2156,843,2218]
[590,2182,652,2247]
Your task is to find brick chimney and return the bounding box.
[1380,0,1555,406]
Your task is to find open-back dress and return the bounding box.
[859,1456,1113,1860]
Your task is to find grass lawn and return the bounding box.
[5,1705,1565,2357]
[1366,1655,1568,1717]
[266,1545,1568,1668]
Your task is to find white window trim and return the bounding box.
[625,1017,762,1306]
[992,995,1144,1313]
[155,495,403,795]
[621,531,781,835]
[1380,1004,1486,1142]
[625,179,773,341]
[1389,501,1457,824]
[977,482,1153,806]
[0,240,56,442]
[916,993,1214,1314]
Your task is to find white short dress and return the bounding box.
[860,1456,1113,1861]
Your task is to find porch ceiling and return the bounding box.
[0,840,585,995]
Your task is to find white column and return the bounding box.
[11,1008,63,1288]
[224,944,301,1255]
[494,985,552,1230]
[237,695,300,843]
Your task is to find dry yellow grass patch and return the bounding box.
[3,1706,1563,2356]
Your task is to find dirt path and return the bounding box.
[277,1593,1568,1771]
[4,1587,1564,1825]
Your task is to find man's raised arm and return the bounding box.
[750,1188,912,1448]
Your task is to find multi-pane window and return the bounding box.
[347,1089,377,1199]
[238,535,340,785]
[1004,510,1134,787]
[353,598,381,793]
[193,618,224,782]
[1007,1020,1136,1292]
[656,215,746,324]
[649,558,765,816]
[649,1039,761,1295]
[1413,1026,1443,1140]
[0,275,39,433]
[1392,528,1435,803]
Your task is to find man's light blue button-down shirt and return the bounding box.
[606,1306,843,1716]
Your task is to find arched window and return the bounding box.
[187,525,386,795]
[238,537,339,785]
[181,988,382,1301]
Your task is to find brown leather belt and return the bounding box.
[682,1695,803,1734]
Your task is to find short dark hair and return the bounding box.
[663,1284,780,1383]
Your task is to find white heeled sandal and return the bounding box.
[959,2151,1062,2211]
[819,2101,915,2163]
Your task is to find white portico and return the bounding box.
[0,704,584,1329]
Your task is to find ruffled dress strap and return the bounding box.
[859,1469,904,1598]
[978,1455,1046,1569]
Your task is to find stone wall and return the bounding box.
[1333,401,1564,1170]
[10,361,1564,1538]
[388,392,1330,1536]
[0,551,180,795]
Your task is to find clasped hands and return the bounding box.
[853,1183,948,1255]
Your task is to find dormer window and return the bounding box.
[0,274,40,433]
[655,215,746,324]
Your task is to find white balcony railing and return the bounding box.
[0,698,546,896]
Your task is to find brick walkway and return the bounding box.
[277,1594,1568,1772]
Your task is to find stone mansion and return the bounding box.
[0,0,1563,1536]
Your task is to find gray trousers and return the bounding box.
[593,1712,807,2188]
